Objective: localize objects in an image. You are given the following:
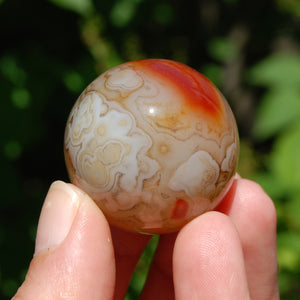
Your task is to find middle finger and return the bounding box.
[111,226,151,300]
[140,233,177,299]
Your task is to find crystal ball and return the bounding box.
[64,59,239,234]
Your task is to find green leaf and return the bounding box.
[277,232,300,272]
[271,120,300,192]
[248,53,300,87]
[250,171,285,200]
[1,278,19,298]
[276,0,300,17]
[3,140,22,160]
[11,88,31,109]
[207,37,238,63]
[110,0,141,27]
[201,63,223,87]
[63,71,85,93]
[127,235,159,298]
[153,3,174,25]
[48,0,93,15]
[285,192,300,229]
[253,86,300,140]
[0,55,26,86]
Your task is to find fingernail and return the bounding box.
[34,181,80,255]
[234,172,242,179]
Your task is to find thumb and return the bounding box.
[13,181,115,300]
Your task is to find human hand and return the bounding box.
[13,176,279,299]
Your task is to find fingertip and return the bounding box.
[234,172,242,179]
[14,181,115,300]
[217,177,277,233]
[34,180,80,255]
[175,212,239,266]
[217,178,279,299]
[226,178,277,242]
[238,178,277,225]
[174,211,249,299]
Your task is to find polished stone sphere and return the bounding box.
[64,59,239,234]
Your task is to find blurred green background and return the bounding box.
[0,0,299,299]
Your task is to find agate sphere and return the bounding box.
[64,59,239,234]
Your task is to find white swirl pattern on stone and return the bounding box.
[168,151,219,199]
[65,91,160,204]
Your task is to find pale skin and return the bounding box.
[13,175,279,300]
